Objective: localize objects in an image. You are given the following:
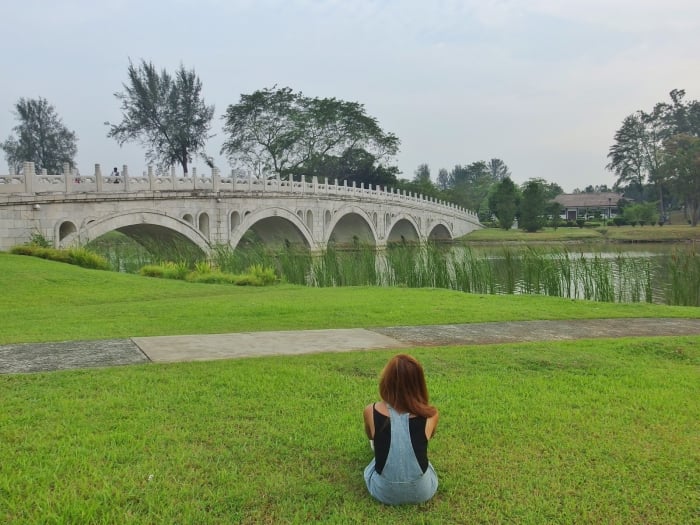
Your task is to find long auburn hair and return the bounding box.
[379,354,437,418]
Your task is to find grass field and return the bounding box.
[1,253,699,523]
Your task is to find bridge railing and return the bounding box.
[0,162,479,221]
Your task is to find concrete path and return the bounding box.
[2,318,700,374]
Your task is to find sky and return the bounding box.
[1,0,699,193]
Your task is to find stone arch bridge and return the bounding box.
[0,162,482,255]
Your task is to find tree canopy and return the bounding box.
[519,179,547,232]
[220,86,400,184]
[488,177,520,230]
[107,59,214,174]
[607,88,700,223]
[1,97,77,173]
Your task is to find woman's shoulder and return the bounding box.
[367,401,389,417]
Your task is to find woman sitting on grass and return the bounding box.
[363,354,439,505]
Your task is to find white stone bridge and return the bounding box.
[0,162,482,255]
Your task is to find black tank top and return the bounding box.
[372,404,429,474]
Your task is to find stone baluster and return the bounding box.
[95,164,103,192]
[213,167,220,192]
[24,162,34,194]
[300,174,305,194]
[248,173,253,192]
[170,166,177,189]
[312,175,318,194]
[122,165,129,192]
[192,167,197,190]
[64,162,73,193]
[148,165,155,190]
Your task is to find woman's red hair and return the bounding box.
[379,354,437,418]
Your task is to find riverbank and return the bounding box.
[463,223,700,244]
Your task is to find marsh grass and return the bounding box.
[1,338,698,523]
[666,245,700,306]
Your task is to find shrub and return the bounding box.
[612,217,626,226]
[576,219,585,228]
[139,261,190,280]
[186,271,239,284]
[29,231,50,247]
[246,264,277,285]
[67,248,110,270]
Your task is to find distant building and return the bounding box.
[553,192,624,221]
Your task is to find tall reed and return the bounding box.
[666,245,700,306]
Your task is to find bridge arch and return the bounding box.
[386,214,422,245]
[59,209,211,255]
[197,212,210,239]
[229,207,315,250]
[325,205,378,247]
[57,219,78,244]
[428,221,453,242]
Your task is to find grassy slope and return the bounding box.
[2,252,700,344]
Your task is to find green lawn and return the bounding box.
[1,339,697,524]
[1,253,699,523]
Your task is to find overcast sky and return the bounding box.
[1,0,699,192]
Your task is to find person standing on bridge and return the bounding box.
[111,167,120,183]
[363,354,439,504]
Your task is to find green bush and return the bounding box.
[67,248,110,270]
[140,261,277,286]
[139,261,190,280]
[576,219,585,228]
[613,217,626,226]
[246,264,277,285]
[186,270,239,284]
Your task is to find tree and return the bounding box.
[662,133,700,225]
[436,168,450,190]
[607,90,700,213]
[525,177,563,200]
[107,59,214,174]
[407,163,438,197]
[413,163,431,184]
[301,147,399,187]
[1,97,77,173]
[519,180,547,232]
[221,86,399,182]
[547,201,564,229]
[486,158,511,181]
[488,177,520,230]
[446,161,498,215]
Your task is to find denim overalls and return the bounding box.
[364,405,438,505]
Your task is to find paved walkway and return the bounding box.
[2,318,700,374]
